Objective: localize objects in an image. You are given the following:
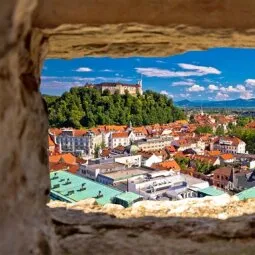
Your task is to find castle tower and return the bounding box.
[137,75,143,94]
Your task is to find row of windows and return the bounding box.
[215,175,228,181]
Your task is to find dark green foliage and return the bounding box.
[44,87,186,128]
[236,117,253,127]
[228,127,255,154]
[194,160,216,175]
[43,95,59,106]
[215,126,225,136]
[195,125,213,134]
[175,157,189,170]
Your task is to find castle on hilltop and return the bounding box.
[86,80,143,96]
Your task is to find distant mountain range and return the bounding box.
[175,98,255,108]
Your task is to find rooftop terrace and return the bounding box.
[102,168,151,181]
[50,171,123,205]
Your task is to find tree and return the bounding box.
[236,117,252,127]
[195,126,213,134]
[94,145,101,158]
[44,88,186,128]
[215,126,225,136]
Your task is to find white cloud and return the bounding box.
[240,91,253,99]
[180,93,190,98]
[178,63,221,75]
[41,76,133,88]
[215,92,229,100]
[245,79,255,86]
[75,67,93,72]
[160,90,173,98]
[187,84,205,92]
[41,76,96,82]
[160,90,168,95]
[172,81,194,86]
[101,69,113,72]
[135,63,221,78]
[208,84,219,91]
[220,85,246,93]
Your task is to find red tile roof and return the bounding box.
[220,153,235,160]
[152,159,181,171]
[207,150,221,156]
[213,167,232,176]
[49,153,77,165]
[112,132,129,138]
[73,130,87,137]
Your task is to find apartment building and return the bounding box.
[211,136,246,154]
[109,131,134,148]
[135,137,174,151]
[50,128,103,157]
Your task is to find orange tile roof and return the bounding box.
[49,162,69,171]
[138,151,155,159]
[101,148,111,157]
[68,165,79,174]
[246,121,255,129]
[207,150,221,156]
[133,126,148,135]
[49,128,62,136]
[191,155,217,164]
[104,125,127,132]
[175,120,188,125]
[220,153,234,160]
[153,159,181,171]
[49,153,77,165]
[73,129,87,136]
[113,145,126,151]
[112,132,129,138]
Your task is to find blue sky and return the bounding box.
[41,48,255,101]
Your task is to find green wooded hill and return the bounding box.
[44,87,186,128]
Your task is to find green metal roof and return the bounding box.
[114,192,142,203]
[50,171,122,205]
[236,187,255,200]
[198,186,226,196]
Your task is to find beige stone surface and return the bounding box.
[0,1,54,254]
[49,197,255,255]
[31,0,255,58]
[48,196,255,219]
[1,0,255,254]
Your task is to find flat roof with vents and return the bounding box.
[236,187,255,200]
[50,170,123,205]
[198,186,226,197]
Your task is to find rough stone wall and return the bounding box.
[32,0,255,58]
[1,0,255,254]
[49,198,255,255]
[0,1,53,254]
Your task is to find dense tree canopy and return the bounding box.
[228,127,255,154]
[195,125,213,135]
[44,88,185,128]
